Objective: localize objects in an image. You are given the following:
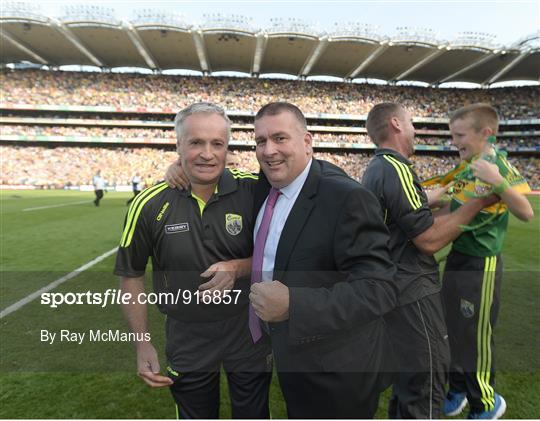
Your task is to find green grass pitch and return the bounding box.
[0,190,538,418]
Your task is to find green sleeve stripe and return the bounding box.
[398,157,423,209]
[397,157,423,209]
[233,173,258,180]
[384,155,422,210]
[228,168,259,180]
[122,183,168,248]
[228,168,256,176]
[120,182,167,246]
[385,155,423,209]
[120,182,168,247]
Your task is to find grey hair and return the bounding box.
[174,102,231,142]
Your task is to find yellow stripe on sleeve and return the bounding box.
[120,182,168,247]
[384,155,422,210]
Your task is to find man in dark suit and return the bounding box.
[248,102,399,418]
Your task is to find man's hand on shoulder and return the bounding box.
[165,158,190,190]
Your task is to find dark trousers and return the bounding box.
[271,318,392,419]
[442,250,502,413]
[386,293,450,419]
[278,371,382,419]
[166,311,272,419]
[94,189,103,206]
[170,370,271,419]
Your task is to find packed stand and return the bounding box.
[1,69,539,119]
[2,125,537,149]
[0,124,373,144]
[1,145,538,189]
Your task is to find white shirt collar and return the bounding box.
[278,158,313,200]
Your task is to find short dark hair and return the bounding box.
[449,103,499,134]
[366,102,404,145]
[255,102,307,130]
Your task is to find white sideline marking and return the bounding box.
[0,247,118,319]
[23,200,93,212]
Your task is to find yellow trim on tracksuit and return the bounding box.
[383,155,422,210]
[476,256,496,411]
[120,182,168,247]
[228,168,258,180]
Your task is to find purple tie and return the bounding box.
[249,187,281,342]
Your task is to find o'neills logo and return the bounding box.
[165,223,189,234]
[156,202,170,221]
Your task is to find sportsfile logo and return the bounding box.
[165,223,189,234]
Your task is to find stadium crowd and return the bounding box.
[1,69,539,119]
[2,125,538,149]
[2,145,538,189]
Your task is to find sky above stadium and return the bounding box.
[34,0,539,46]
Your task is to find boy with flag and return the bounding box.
[435,103,534,419]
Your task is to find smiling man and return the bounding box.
[442,103,533,419]
[248,102,398,418]
[114,102,271,419]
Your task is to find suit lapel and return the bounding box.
[273,160,320,281]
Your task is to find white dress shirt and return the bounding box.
[254,159,313,282]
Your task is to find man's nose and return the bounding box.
[262,140,277,156]
[200,144,213,159]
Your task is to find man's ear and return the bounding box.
[304,132,313,154]
[389,116,401,132]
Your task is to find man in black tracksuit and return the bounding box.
[114,103,271,419]
[362,103,494,418]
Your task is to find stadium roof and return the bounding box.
[1,7,539,85]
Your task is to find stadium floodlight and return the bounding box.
[61,4,120,25]
[132,9,191,29]
[268,17,321,36]
[451,31,499,50]
[392,26,440,45]
[328,22,381,41]
[0,1,45,20]
[201,13,254,32]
